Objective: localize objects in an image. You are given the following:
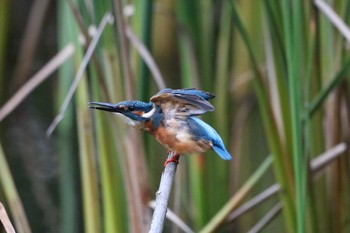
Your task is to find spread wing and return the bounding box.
[150,88,215,116]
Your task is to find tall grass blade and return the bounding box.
[199,155,273,233]
[307,59,350,117]
[0,0,10,99]
[229,1,296,231]
[47,13,112,135]
[125,27,166,89]
[138,0,153,100]
[94,113,128,233]
[314,0,350,43]
[0,142,32,233]
[2,1,350,232]
[281,0,306,232]
[11,0,50,90]
[227,184,280,222]
[0,44,74,122]
[228,142,346,223]
[247,202,283,233]
[57,2,79,233]
[76,79,101,233]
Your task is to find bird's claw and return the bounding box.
[164,153,180,167]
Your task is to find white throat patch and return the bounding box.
[114,112,139,127]
[142,106,156,118]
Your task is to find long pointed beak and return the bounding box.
[88,102,123,113]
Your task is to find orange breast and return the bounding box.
[153,127,212,155]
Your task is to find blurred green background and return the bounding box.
[1,0,350,232]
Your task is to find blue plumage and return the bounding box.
[151,88,215,116]
[157,88,215,101]
[189,117,232,160]
[89,88,232,163]
[89,100,153,122]
[117,100,153,111]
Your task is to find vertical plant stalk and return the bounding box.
[114,1,151,232]
[125,27,166,90]
[314,0,350,43]
[11,0,51,90]
[0,143,32,233]
[139,0,153,101]
[199,156,273,233]
[229,1,296,232]
[114,0,135,99]
[149,152,178,233]
[0,0,10,95]
[0,44,75,122]
[247,202,283,233]
[76,80,101,233]
[124,129,151,233]
[47,13,112,135]
[281,0,305,232]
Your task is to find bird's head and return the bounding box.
[89,100,155,128]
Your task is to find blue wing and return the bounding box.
[168,88,215,101]
[151,88,215,116]
[189,117,232,160]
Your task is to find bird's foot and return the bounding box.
[164,153,180,167]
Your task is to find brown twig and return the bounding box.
[247,202,283,233]
[201,142,347,232]
[125,26,166,90]
[0,44,75,122]
[46,13,112,136]
[11,0,51,90]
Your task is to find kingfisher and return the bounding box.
[89,88,231,166]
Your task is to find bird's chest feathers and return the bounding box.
[155,117,187,139]
[153,118,211,154]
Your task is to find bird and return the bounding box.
[88,88,232,166]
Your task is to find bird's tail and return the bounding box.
[213,145,232,160]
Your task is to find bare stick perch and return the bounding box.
[149,152,178,233]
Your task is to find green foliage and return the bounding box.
[1,0,350,232]
[0,0,10,101]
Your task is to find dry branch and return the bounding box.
[149,152,179,233]
[0,202,16,233]
[46,12,113,136]
[247,202,283,233]
[0,44,74,122]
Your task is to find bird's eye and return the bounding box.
[128,106,134,111]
